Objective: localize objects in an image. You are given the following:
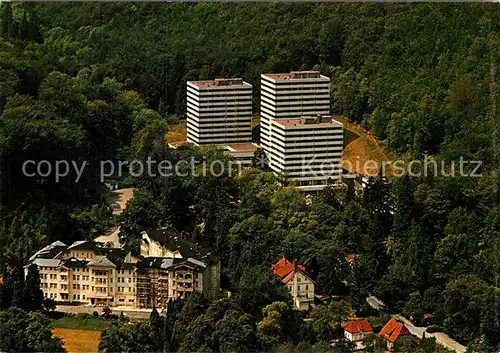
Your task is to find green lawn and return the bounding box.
[52,316,113,332]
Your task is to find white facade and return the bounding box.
[186,78,253,145]
[284,270,315,310]
[260,71,330,153]
[27,237,215,309]
[31,257,137,306]
[269,115,344,189]
[345,329,372,342]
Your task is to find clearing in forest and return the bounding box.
[164,118,394,177]
[338,117,394,177]
[52,328,101,353]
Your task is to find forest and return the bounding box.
[0,2,499,352]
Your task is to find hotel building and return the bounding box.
[186,78,253,145]
[260,71,331,154]
[26,229,220,309]
[269,115,344,190]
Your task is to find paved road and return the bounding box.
[427,332,466,353]
[56,305,151,321]
[94,226,121,248]
[94,188,135,246]
[109,188,135,215]
[394,315,466,353]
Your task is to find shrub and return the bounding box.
[426,325,443,333]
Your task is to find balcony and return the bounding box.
[176,277,193,283]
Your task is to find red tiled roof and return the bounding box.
[345,254,360,265]
[344,319,373,334]
[281,271,295,284]
[379,318,411,343]
[272,256,308,284]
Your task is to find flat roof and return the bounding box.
[274,116,343,128]
[225,143,258,153]
[188,78,251,88]
[263,71,330,81]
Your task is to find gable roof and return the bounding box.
[88,256,116,268]
[68,240,99,251]
[143,228,201,258]
[29,241,67,261]
[344,319,373,334]
[379,318,411,342]
[62,257,88,269]
[136,256,206,270]
[271,256,312,284]
[31,258,62,268]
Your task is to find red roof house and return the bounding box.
[344,319,373,343]
[379,318,411,350]
[271,256,308,284]
[272,257,314,310]
[345,319,373,334]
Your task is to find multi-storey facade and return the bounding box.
[138,229,220,306]
[30,242,138,307]
[272,257,315,310]
[186,78,253,145]
[260,71,330,155]
[135,257,205,309]
[27,231,220,309]
[269,115,344,190]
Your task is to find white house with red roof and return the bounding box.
[272,256,315,310]
[344,319,373,351]
[379,318,411,351]
[344,319,373,342]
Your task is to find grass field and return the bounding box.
[52,316,112,331]
[52,328,101,353]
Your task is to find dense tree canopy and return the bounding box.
[0,2,499,352]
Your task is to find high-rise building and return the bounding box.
[260,71,330,154]
[186,78,253,145]
[268,115,344,190]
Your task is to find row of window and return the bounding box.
[73,275,90,281]
[71,252,93,259]
[44,293,139,303]
[118,298,136,303]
